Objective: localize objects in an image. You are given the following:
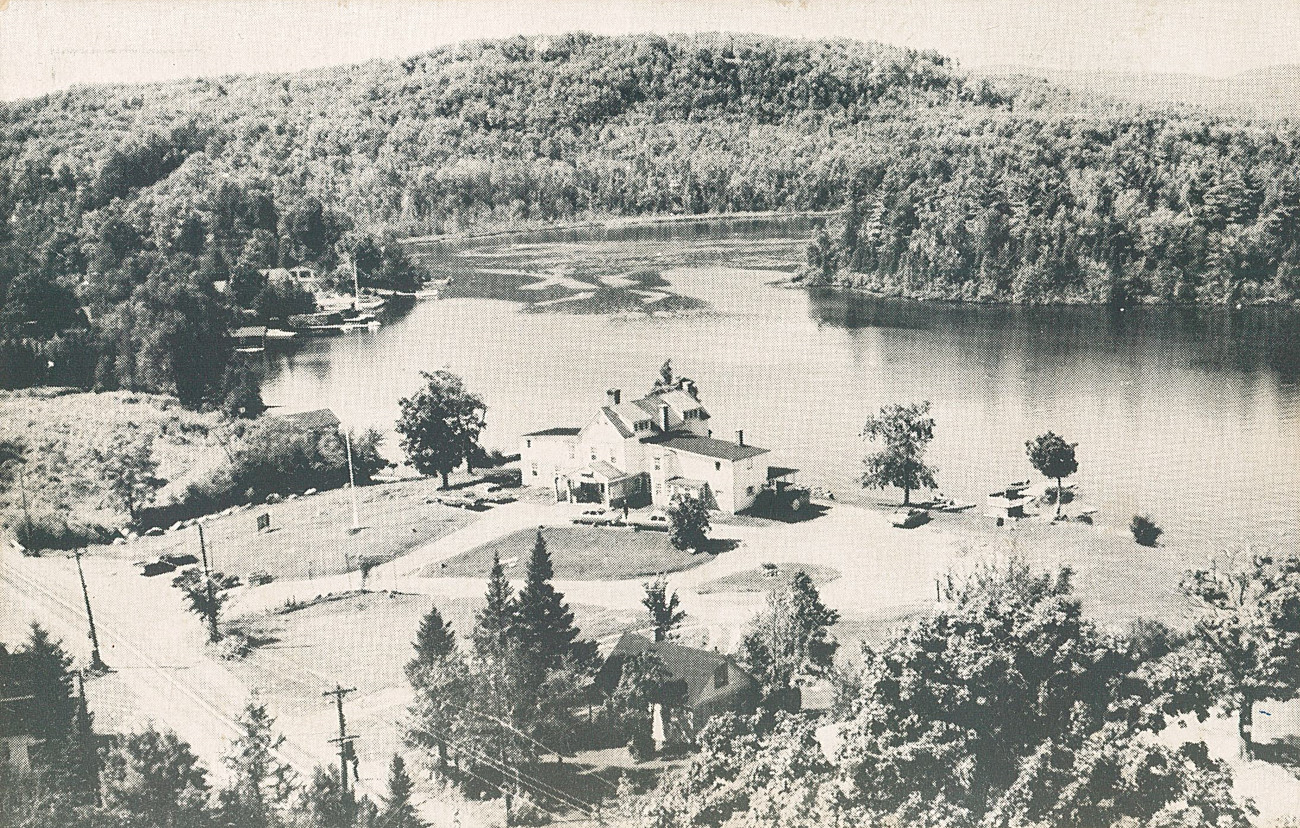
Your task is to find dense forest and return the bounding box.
[2,33,1299,402]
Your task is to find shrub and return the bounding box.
[229,419,385,501]
[1130,514,1163,547]
[667,492,710,552]
[15,513,113,553]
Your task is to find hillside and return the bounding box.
[979,64,1300,121]
[2,34,1300,406]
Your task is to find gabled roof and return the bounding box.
[606,402,655,435]
[608,632,757,709]
[599,407,635,439]
[644,433,769,461]
[523,427,581,437]
[589,461,628,481]
[653,388,708,415]
[276,408,341,432]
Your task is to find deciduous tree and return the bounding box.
[1179,551,1300,759]
[666,491,710,552]
[395,370,486,488]
[641,575,686,642]
[1026,431,1079,517]
[100,727,213,828]
[740,571,839,708]
[860,401,938,506]
[91,433,165,524]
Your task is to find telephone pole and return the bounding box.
[197,523,218,641]
[73,551,108,673]
[323,684,358,822]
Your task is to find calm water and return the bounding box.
[261,228,1300,554]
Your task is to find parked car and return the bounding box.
[478,484,517,504]
[140,559,176,577]
[630,511,670,532]
[160,553,199,567]
[890,507,931,529]
[574,507,622,526]
[437,493,491,511]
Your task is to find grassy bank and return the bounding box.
[0,388,229,532]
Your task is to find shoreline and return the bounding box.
[398,208,844,246]
[795,273,1300,309]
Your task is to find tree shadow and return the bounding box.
[698,537,741,554]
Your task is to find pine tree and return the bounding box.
[379,755,426,828]
[406,604,457,682]
[472,551,517,662]
[218,700,297,828]
[514,530,582,669]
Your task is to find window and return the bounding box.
[715,461,722,471]
[653,455,661,471]
[714,663,729,688]
[526,439,532,448]
[746,485,755,495]
[591,448,597,461]
[568,443,575,459]
[531,463,538,477]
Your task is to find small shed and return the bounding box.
[231,325,267,352]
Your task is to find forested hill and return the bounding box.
[3,34,1300,402]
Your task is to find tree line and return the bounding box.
[5,34,1298,403]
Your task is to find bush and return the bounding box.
[627,727,655,763]
[667,492,710,552]
[1130,514,1163,547]
[14,513,113,553]
[229,419,385,501]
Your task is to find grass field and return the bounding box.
[424,525,719,580]
[695,562,841,595]
[100,477,476,581]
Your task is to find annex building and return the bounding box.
[518,385,781,514]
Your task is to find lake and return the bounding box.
[261,223,1300,555]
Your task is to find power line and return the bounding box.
[416,729,595,821]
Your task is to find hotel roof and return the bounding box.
[645,433,770,461]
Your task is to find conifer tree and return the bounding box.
[514,530,582,669]
[472,550,517,662]
[406,604,457,682]
[379,755,426,828]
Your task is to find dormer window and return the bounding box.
[634,420,651,432]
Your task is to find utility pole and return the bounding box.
[345,431,361,533]
[17,463,30,526]
[323,684,357,822]
[73,551,108,674]
[197,523,218,641]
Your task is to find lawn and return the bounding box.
[423,525,718,581]
[99,477,476,581]
[695,562,841,595]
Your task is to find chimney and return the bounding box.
[607,388,621,406]
[659,402,670,432]
[735,429,744,446]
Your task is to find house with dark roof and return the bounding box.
[597,632,760,743]
[519,385,787,513]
